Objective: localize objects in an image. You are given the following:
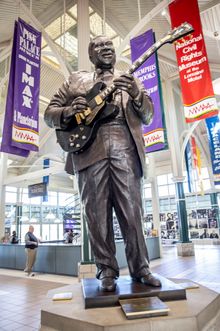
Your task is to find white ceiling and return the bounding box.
[0,0,220,190]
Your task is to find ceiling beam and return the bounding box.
[200,0,220,13]
[0,40,10,50]
[90,0,128,37]
[17,0,70,78]
[36,0,77,28]
[4,164,65,186]
[116,0,170,56]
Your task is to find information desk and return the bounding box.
[0,237,160,276]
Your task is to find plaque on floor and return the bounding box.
[82,274,186,309]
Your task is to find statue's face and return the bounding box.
[89,36,116,69]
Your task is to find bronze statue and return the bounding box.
[44,35,161,291]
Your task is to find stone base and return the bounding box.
[40,278,220,331]
[177,242,195,256]
[78,262,96,281]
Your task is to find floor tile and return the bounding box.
[0,244,220,330]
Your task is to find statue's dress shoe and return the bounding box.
[134,273,161,287]
[98,267,118,292]
[100,277,116,292]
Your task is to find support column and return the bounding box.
[174,177,194,256]
[0,154,8,238]
[163,80,194,256]
[174,178,189,243]
[210,192,220,231]
[76,0,95,279]
[16,188,23,241]
[147,155,162,256]
[151,178,162,256]
[77,0,91,71]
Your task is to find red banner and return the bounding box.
[169,0,218,123]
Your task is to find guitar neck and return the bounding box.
[99,36,170,100]
[127,37,169,75]
[98,22,194,102]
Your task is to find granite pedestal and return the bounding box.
[177,242,195,256]
[40,278,220,331]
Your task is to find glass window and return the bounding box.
[5,191,17,203]
[183,181,190,194]
[143,186,152,199]
[30,206,41,221]
[59,224,65,240]
[203,179,211,191]
[201,167,209,178]
[158,185,169,197]
[167,174,174,184]
[144,200,152,213]
[157,175,168,185]
[41,224,50,241]
[21,225,29,243]
[42,191,57,206]
[33,225,41,239]
[58,192,73,206]
[30,196,42,204]
[50,224,58,240]
[168,184,176,196]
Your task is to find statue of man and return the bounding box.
[44,35,161,291]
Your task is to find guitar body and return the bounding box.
[56,81,119,153]
[55,22,194,154]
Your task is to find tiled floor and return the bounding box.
[0,244,220,330]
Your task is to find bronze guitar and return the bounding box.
[56,22,193,154]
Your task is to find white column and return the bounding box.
[0,154,8,237]
[163,80,183,177]
[147,155,162,256]
[77,0,92,265]
[77,0,91,71]
[163,80,191,246]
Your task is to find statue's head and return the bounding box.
[88,35,116,70]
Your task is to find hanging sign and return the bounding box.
[169,0,218,123]
[130,29,167,153]
[206,116,220,185]
[184,141,193,192]
[1,18,41,156]
[28,182,47,198]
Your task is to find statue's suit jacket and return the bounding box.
[44,70,154,177]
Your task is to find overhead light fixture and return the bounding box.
[161,9,166,16]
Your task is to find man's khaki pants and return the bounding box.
[24,248,37,273]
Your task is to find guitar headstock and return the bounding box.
[163,22,194,44]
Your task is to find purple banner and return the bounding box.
[130,29,166,153]
[43,158,49,202]
[1,18,41,156]
[184,141,193,192]
[206,116,220,185]
[1,21,29,157]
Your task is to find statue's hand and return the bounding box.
[63,96,88,121]
[113,74,139,99]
